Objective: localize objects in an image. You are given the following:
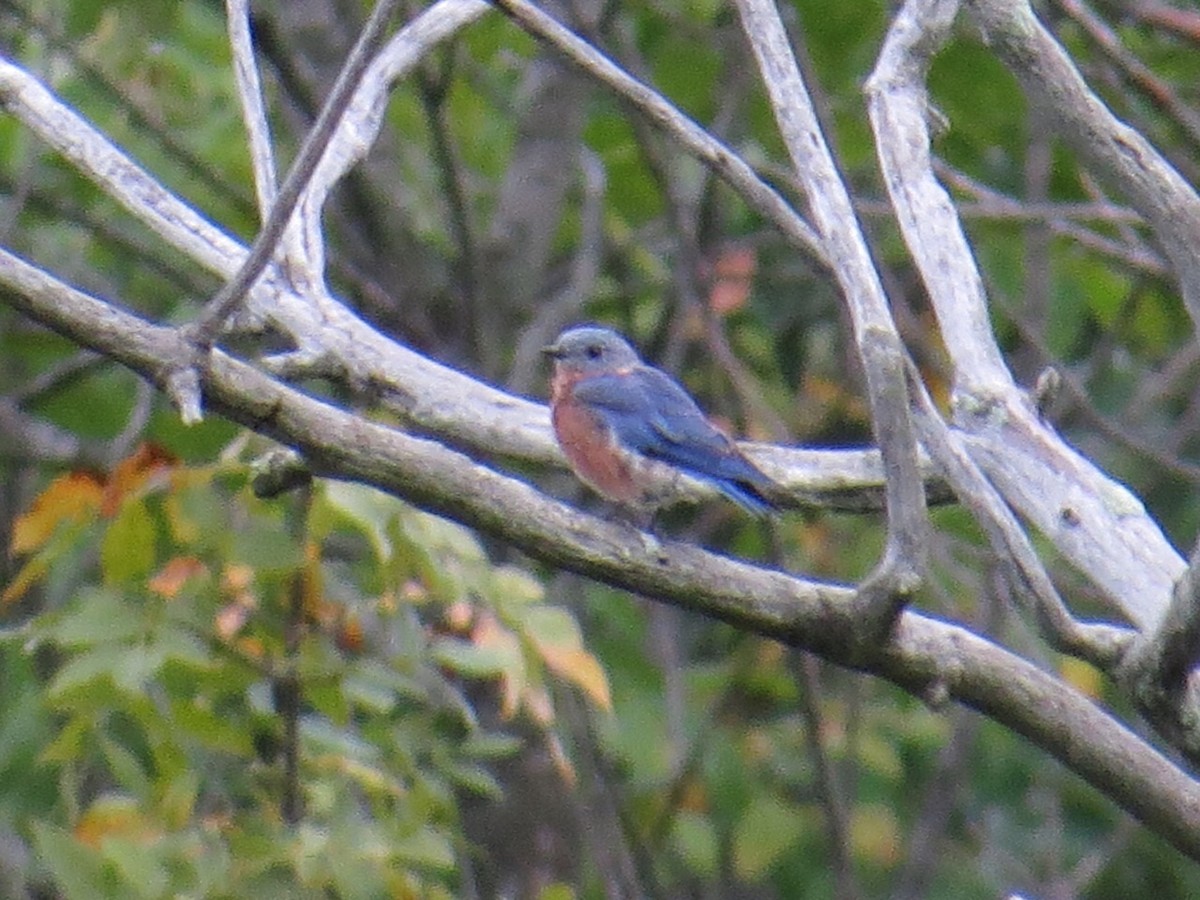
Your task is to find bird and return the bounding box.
[543,324,784,516]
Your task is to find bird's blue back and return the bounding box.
[572,367,777,514]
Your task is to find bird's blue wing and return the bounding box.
[572,368,778,513]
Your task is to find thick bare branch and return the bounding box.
[908,371,1134,670]
[0,54,247,278]
[1121,538,1200,761]
[865,0,1009,395]
[733,0,928,630]
[2,250,1199,860]
[865,0,1184,629]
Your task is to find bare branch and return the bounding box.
[0,52,247,278]
[489,0,827,266]
[964,0,1200,333]
[1052,0,1200,149]
[733,0,928,632]
[1121,538,1200,761]
[0,21,928,514]
[866,0,1008,394]
[189,0,405,345]
[225,0,281,217]
[865,0,1184,629]
[908,367,1134,670]
[795,655,861,899]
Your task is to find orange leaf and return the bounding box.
[336,615,365,655]
[521,682,555,727]
[444,600,474,633]
[215,603,251,641]
[148,556,208,599]
[101,442,178,517]
[707,244,757,316]
[536,643,612,712]
[221,564,254,595]
[11,471,104,555]
[474,612,524,719]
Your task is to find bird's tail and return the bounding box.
[717,478,783,517]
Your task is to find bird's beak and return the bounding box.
[541,343,564,360]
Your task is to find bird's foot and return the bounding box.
[606,503,668,563]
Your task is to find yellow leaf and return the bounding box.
[521,606,612,712]
[1059,656,1103,698]
[74,795,160,848]
[222,564,254,595]
[1,552,50,608]
[850,804,900,867]
[522,683,555,727]
[11,471,103,555]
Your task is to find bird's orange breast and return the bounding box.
[551,399,645,505]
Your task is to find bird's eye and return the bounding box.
[585,344,602,360]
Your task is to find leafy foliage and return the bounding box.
[2,445,609,897]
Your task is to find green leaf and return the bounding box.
[518,605,582,648]
[732,794,804,881]
[42,587,141,647]
[101,499,156,586]
[460,731,523,759]
[430,636,517,679]
[487,565,544,608]
[166,697,253,755]
[31,823,108,900]
[443,761,503,800]
[102,836,169,899]
[672,810,718,878]
[48,644,135,699]
[391,825,455,870]
[99,734,152,799]
[111,642,168,693]
[227,518,301,572]
[159,770,199,827]
[319,481,401,563]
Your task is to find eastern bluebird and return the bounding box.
[543,325,783,515]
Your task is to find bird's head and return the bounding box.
[542,325,641,374]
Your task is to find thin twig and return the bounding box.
[225,0,282,217]
[1052,0,1200,149]
[278,572,304,826]
[795,654,861,900]
[488,0,827,267]
[188,0,403,346]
